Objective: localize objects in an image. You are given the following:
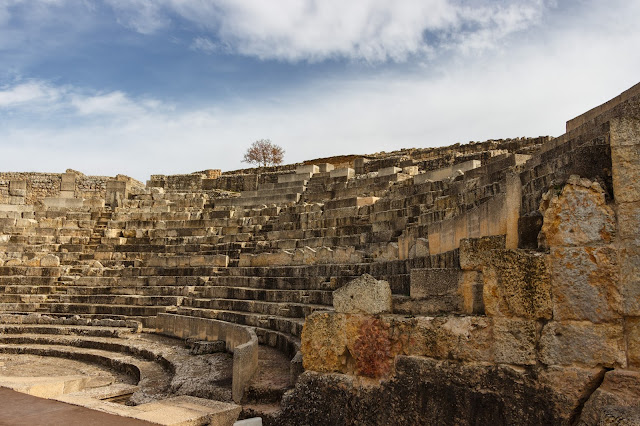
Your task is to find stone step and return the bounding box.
[176,307,300,358]
[182,298,325,319]
[176,307,305,338]
[0,342,170,401]
[53,294,182,307]
[215,193,300,208]
[0,302,168,317]
[206,275,335,291]
[200,286,333,305]
[0,323,136,338]
[0,266,61,277]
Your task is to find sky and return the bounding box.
[0,0,639,181]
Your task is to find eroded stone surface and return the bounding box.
[549,246,621,322]
[539,321,626,368]
[483,249,552,319]
[333,274,392,315]
[539,175,615,248]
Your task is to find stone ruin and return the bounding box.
[0,82,639,425]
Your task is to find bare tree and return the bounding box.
[243,139,285,167]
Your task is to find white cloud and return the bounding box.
[0,80,165,119]
[0,81,61,107]
[105,0,548,62]
[1,0,638,182]
[71,91,143,116]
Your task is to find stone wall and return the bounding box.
[155,313,259,404]
[0,171,115,205]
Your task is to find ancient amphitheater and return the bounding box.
[0,83,639,425]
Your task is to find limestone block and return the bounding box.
[278,172,311,183]
[317,163,334,173]
[301,311,348,373]
[83,198,105,208]
[329,168,355,179]
[620,246,640,316]
[627,317,640,368]
[5,259,22,266]
[372,242,399,262]
[483,249,552,319]
[578,369,640,425]
[42,198,83,209]
[8,196,25,205]
[618,201,640,272]
[9,180,26,197]
[410,268,461,300]
[296,164,319,174]
[333,274,392,315]
[491,318,537,365]
[402,166,418,176]
[377,166,401,177]
[539,175,615,248]
[40,254,60,267]
[459,271,484,315]
[459,235,506,270]
[398,315,493,362]
[610,116,640,203]
[550,246,621,322]
[539,321,626,368]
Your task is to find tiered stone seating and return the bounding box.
[0,141,541,370]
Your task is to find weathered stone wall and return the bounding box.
[0,171,114,205]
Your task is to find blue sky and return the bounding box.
[1,0,639,181]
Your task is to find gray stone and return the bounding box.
[189,339,226,355]
[333,274,392,315]
[40,254,60,267]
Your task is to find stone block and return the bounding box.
[278,172,311,183]
[410,268,461,300]
[301,311,348,373]
[623,317,640,372]
[539,321,626,367]
[459,270,484,315]
[9,180,26,197]
[459,235,506,270]
[492,318,537,365]
[105,180,127,207]
[550,246,621,322]
[483,249,552,319]
[415,159,481,183]
[333,274,392,315]
[578,369,640,425]
[329,168,355,179]
[40,254,60,267]
[317,163,334,173]
[42,198,84,209]
[398,315,493,362]
[296,165,319,175]
[377,166,401,177]
[618,202,640,246]
[610,116,640,203]
[402,166,418,176]
[325,197,378,210]
[539,176,615,247]
[61,172,76,191]
[620,246,640,316]
[83,198,105,208]
[188,339,226,355]
[8,196,24,205]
